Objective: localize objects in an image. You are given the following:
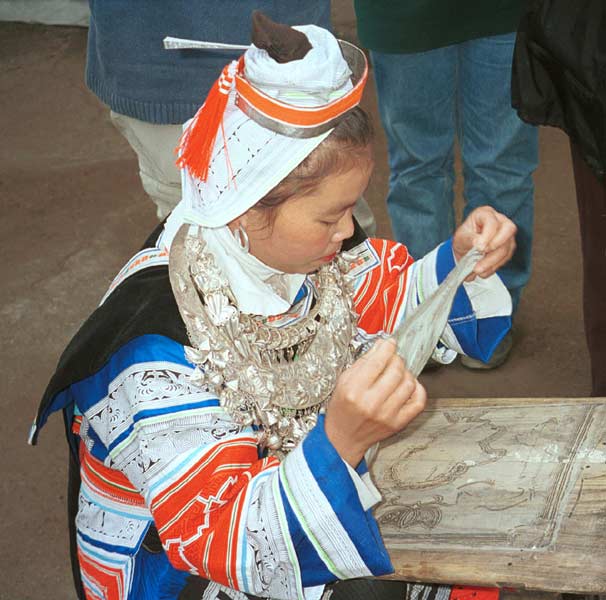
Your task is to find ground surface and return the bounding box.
[0,7,591,600]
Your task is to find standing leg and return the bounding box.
[371,48,457,259]
[110,111,183,219]
[458,32,538,312]
[570,142,606,396]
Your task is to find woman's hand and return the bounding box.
[452,206,517,279]
[324,338,426,467]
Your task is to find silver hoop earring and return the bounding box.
[233,225,250,253]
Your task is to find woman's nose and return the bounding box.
[332,214,355,243]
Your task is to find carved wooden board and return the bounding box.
[371,398,606,593]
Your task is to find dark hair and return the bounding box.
[252,106,374,224]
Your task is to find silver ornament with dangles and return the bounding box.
[169,224,359,459]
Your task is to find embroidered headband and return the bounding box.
[234,41,367,139]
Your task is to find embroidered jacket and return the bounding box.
[32,230,511,600]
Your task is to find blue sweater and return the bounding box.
[86,1,331,124]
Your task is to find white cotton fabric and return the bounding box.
[344,462,382,511]
[164,205,306,316]
[201,226,306,316]
[462,276,512,319]
[180,107,331,228]
[180,25,353,228]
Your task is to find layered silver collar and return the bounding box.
[169,224,360,457]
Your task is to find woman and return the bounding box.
[32,13,515,600]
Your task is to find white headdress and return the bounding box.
[165,13,368,227]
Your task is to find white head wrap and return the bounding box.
[180,25,353,228]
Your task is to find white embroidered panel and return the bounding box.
[76,485,151,553]
[240,469,302,599]
[82,363,247,490]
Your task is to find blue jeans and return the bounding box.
[372,33,538,312]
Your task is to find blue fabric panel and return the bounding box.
[69,335,192,415]
[37,385,76,435]
[464,314,511,362]
[279,480,335,587]
[83,417,109,462]
[436,240,511,361]
[293,283,308,304]
[355,459,369,476]
[78,529,146,558]
[300,416,393,578]
[133,548,189,600]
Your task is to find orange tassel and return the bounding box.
[176,62,236,182]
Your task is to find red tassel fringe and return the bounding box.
[176,62,235,182]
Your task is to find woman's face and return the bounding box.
[236,156,373,274]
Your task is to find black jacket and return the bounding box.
[512,0,606,179]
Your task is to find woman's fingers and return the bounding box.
[390,379,427,428]
[473,209,500,252]
[352,337,397,383]
[371,353,407,401]
[380,366,424,421]
[397,383,427,424]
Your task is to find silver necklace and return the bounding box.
[169,224,360,457]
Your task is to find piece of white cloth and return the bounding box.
[180,107,331,227]
[164,205,306,316]
[202,226,306,316]
[110,110,377,231]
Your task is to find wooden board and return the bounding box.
[371,397,606,593]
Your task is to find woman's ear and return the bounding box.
[227,215,246,233]
[238,209,266,233]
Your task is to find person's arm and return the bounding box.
[77,334,396,599]
[352,206,515,362]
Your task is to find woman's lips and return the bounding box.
[320,252,337,262]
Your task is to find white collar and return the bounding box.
[164,205,305,317]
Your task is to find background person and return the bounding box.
[512,0,606,396]
[353,0,538,368]
[85,0,377,233]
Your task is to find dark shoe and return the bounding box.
[460,330,513,370]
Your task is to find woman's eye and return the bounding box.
[320,219,338,226]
